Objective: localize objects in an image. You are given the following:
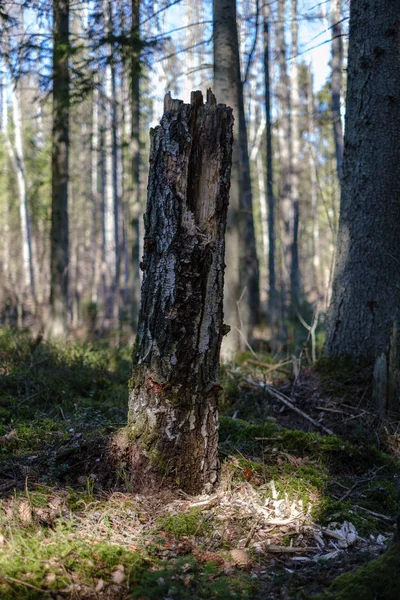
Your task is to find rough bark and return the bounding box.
[49,0,70,339]
[128,91,233,494]
[325,0,400,415]
[330,0,344,181]
[213,0,259,359]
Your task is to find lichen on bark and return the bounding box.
[128,90,233,494]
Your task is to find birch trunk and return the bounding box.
[1,40,35,306]
[127,91,233,494]
[102,0,118,314]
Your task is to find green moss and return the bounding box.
[313,544,400,599]
[219,416,276,444]
[156,508,212,539]
[0,523,146,599]
[130,555,259,600]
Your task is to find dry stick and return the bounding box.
[354,505,395,523]
[243,377,334,436]
[264,545,319,554]
[242,358,293,373]
[315,406,347,415]
[1,575,45,592]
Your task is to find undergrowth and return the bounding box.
[0,328,399,598]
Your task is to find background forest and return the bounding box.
[0,0,347,350]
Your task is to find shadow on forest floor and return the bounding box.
[0,328,399,599]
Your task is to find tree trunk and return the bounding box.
[213,0,259,359]
[101,0,119,329]
[48,0,70,339]
[330,0,344,181]
[262,5,276,322]
[127,0,141,331]
[127,91,233,494]
[324,0,400,416]
[307,67,322,300]
[276,0,292,316]
[289,0,300,309]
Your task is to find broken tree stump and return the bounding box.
[128,90,234,494]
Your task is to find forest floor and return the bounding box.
[0,328,399,599]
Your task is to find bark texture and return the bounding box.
[128,91,233,494]
[49,0,70,339]
[325,0,400,414]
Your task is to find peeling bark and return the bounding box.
[128,90,233,494]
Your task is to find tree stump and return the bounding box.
[128,90,233,494]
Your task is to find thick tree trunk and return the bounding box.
[49,0,70,339]
[128,91,233,494]
[325,0,400,415]
[213,0,259,359]
[330,0,344,181]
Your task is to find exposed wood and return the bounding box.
[128,90,233,494]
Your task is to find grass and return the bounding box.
[0,328,399,598]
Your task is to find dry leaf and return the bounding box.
[95,579,105,592]
[45,572,57,584]
[18,499,32,523]
[230,549,252,568]
[111,565,125,584]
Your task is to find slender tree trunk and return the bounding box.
[276,0,292,316]
[307,67,321,300]
[263,2,276,321]
[325,0,400,416]
[1,61,10,285]
[213,0,259,358]
[91,78,100,306]
[330,0,344,181]
[102,0,118,324]
[128,0,141,331]
[49,0,70,339]
[289,0,300,309]
[126,91,233,494]
[1,31,35,309]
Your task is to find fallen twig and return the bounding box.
[264,545,318,554]
[315,406,347,415]
[354,505,395,523]
[242,358,292,374]
[242,377,334,436]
